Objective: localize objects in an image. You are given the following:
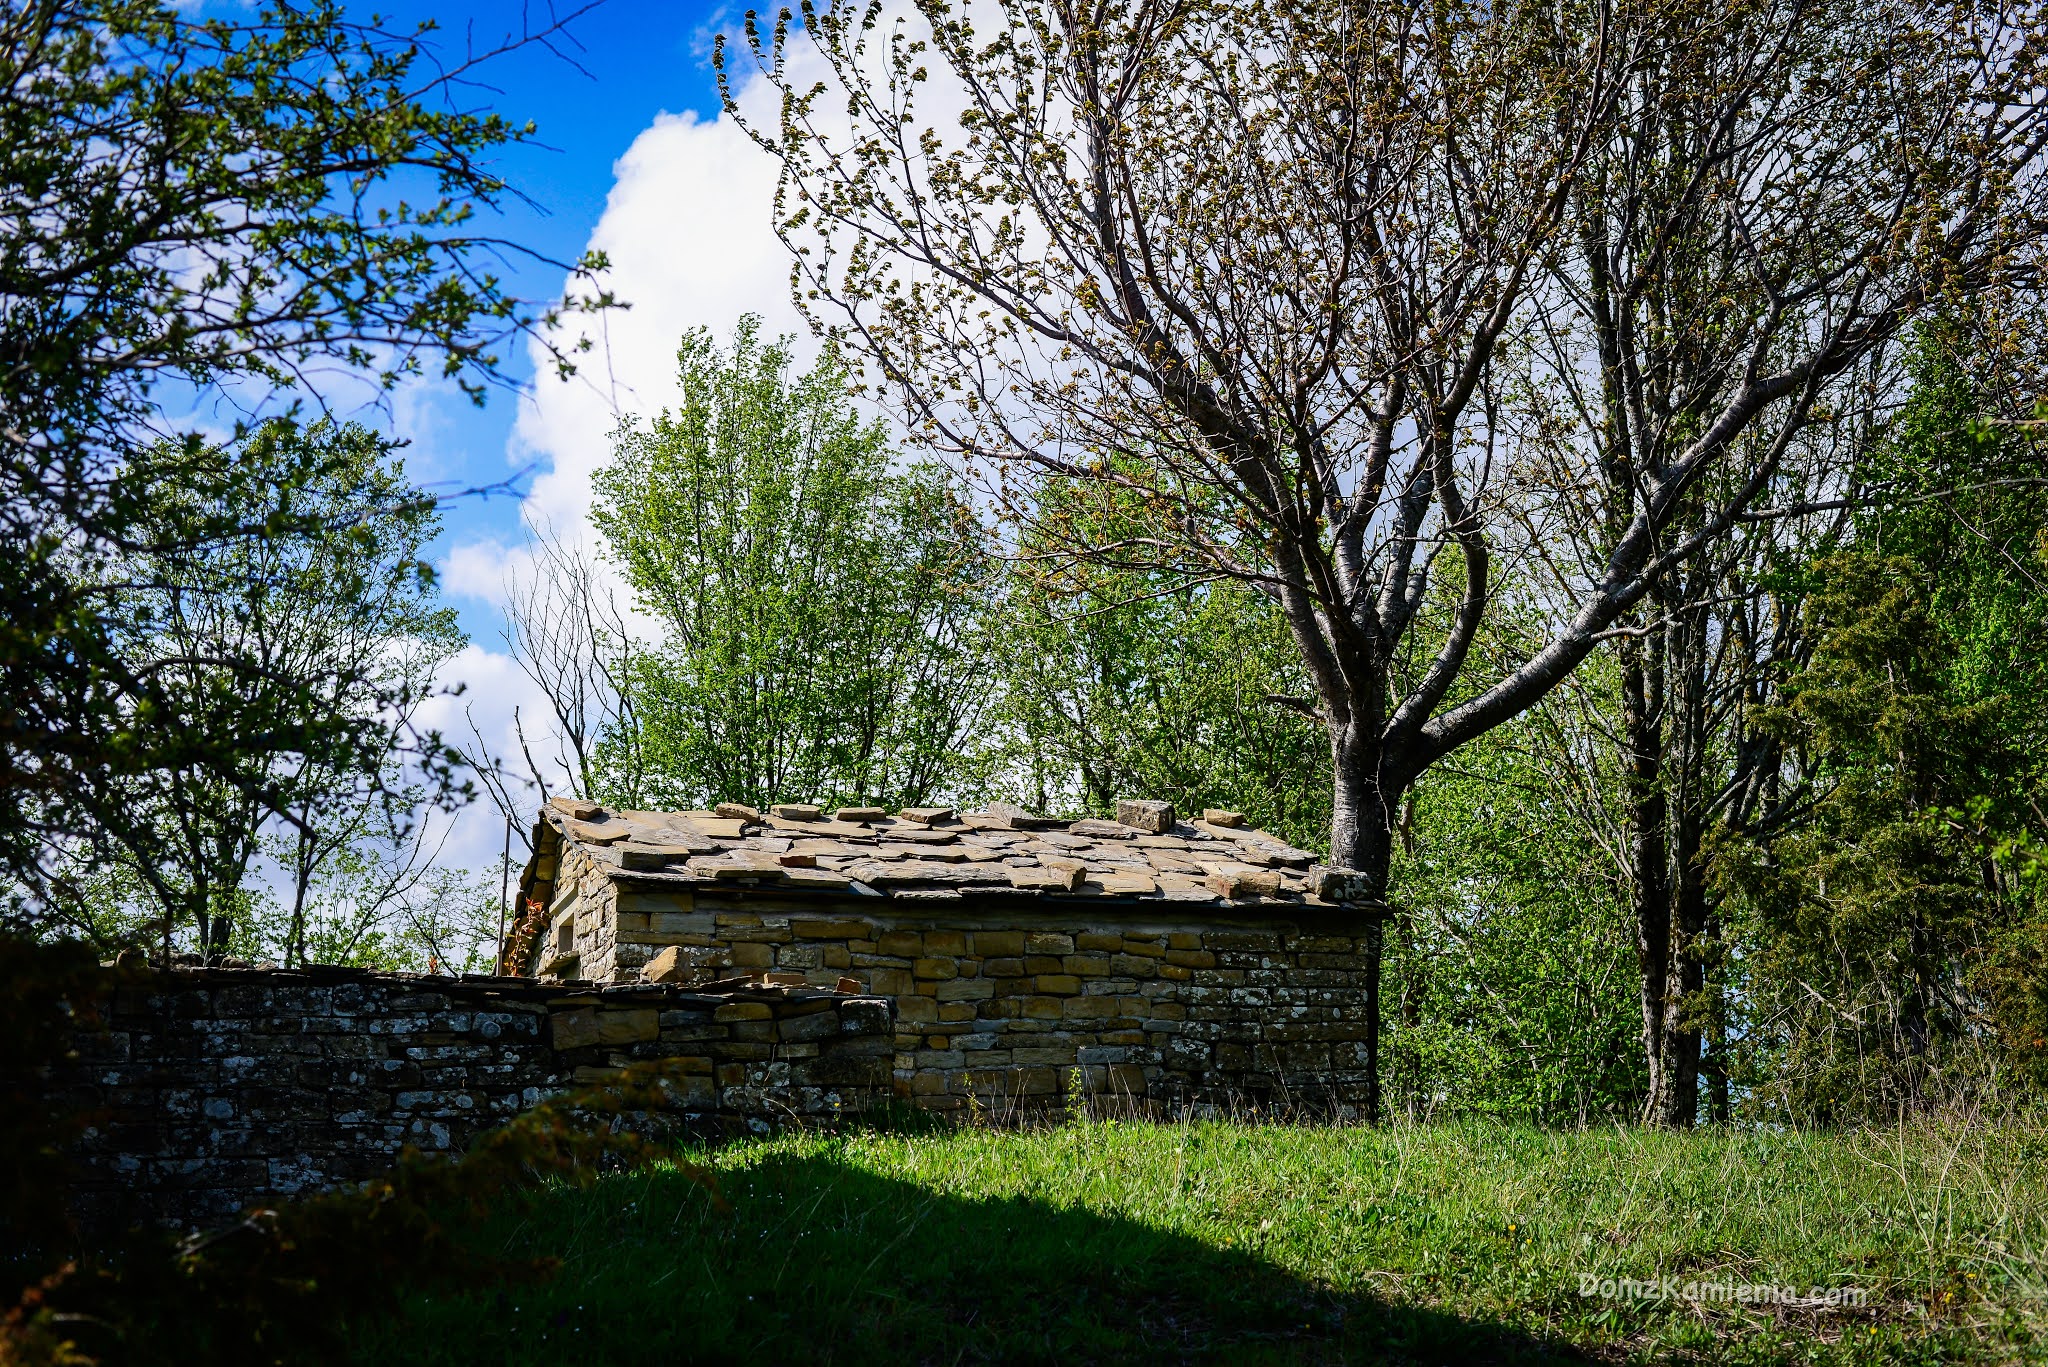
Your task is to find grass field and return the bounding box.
[359,1116,2048,1365]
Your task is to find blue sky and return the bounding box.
[356,0,733,638]
[286,0,833,871]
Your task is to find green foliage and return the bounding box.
[1387,700,1646,1124]
[1864,342,2048,716]
[361,1120,2048,1365]
[1716,553,2047,1121]
[985,475,1330,849]
[26,419,471,965]
[3,1047,716,1367]
[592,320,995,811]
[0,0,603,930]
[232,859,503,976]
[1708,338,2048,1121]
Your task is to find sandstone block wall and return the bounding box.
[49,965,893,1231]
[561,874,1381,1117]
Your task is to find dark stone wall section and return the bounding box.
[48,966,894,1231]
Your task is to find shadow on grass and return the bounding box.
[362,1144,1593,1366]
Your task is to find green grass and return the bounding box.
[360,1117,2048,1365]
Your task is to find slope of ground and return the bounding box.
[361,1118,2048,1365]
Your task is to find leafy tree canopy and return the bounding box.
[592,320,994,811]
[0,0,608,927]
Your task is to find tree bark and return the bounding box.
[1631,593,1718,1129]
[1332,721,1396,1123]
[1623,636,1676,1123]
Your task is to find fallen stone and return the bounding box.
[1116,799,1176,833]
[644,947,692,984]
[618,845,692,871]
[1311,866,1383,905]
[1009,864,1086,893]
[979,802,1061,830]
[1210,868,1283,899]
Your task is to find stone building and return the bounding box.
[503,796,1384,1115]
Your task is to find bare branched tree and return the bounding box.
[727,0,2048,1117]
[460,525,643,854]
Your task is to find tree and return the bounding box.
[250,424,467,967]
[457,523,644,862]
[727,0,2048,1117]
[1708,342,2048,1121]
[1385,676,1648,1125]
[1714,555,2034,1119]
[0,0,610,928]
[33,419,467,964]
[590,321,995,811]
[987,475,1330,850]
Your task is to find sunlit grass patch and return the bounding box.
[361,1117,2048,1365]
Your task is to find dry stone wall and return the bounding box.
[586,882,1381,1118]
[48,965,893,1232]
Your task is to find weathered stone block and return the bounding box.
[779,1010,845,1043]
[1115,799,1176,833]
[551,1008,601,1050]
[793,918,872,939]
[877,930,923,956]
[868,967,915,996]
[596,1009,660,1046]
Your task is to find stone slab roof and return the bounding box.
[537,797,1364,907]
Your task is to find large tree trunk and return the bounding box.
[1631,599,1714,1129]
[1650,842,1707,1127]
[1332,723,1396,1124]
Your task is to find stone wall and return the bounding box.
[48,965,894,1232]
[571,874,1381,1118]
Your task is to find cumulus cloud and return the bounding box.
[424,47,823,857]
[422,17,983,872]
[507,100,814,539]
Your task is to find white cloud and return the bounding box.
[508,87,816,541]
[413,642,556,859]
[426,21,974,871]
[428,48,822,858]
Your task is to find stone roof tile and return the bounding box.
[536,800,1347,909]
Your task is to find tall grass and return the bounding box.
[361,1116,2048,1365]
